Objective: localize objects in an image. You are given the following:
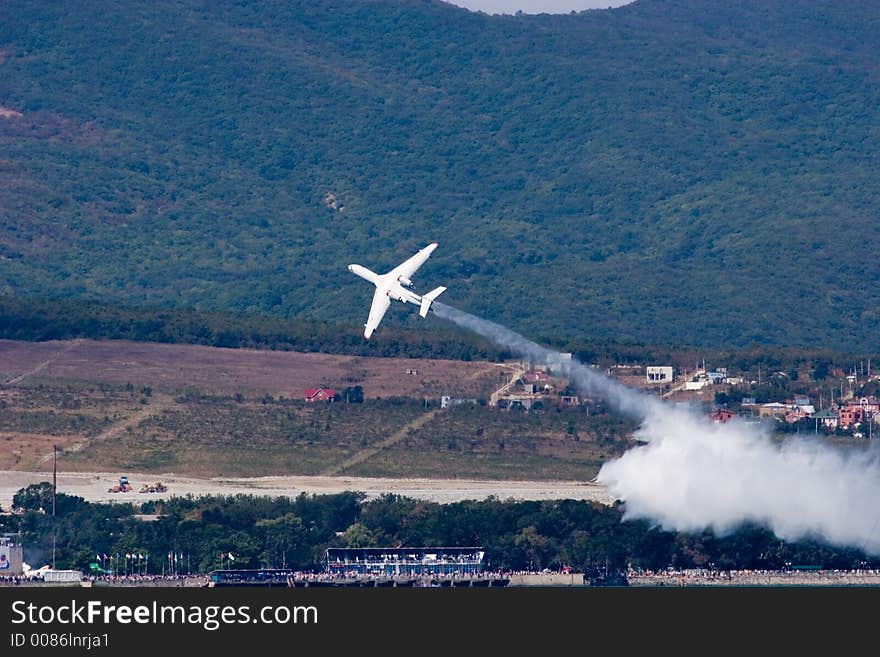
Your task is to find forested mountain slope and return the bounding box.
[1,0,878,349]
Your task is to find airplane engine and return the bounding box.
[397,276,413,287]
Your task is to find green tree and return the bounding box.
[343,386,364,403]
[341,522,378,548]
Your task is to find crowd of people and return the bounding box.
[89,573,209,586]
[0,572,210,587]
[0,573,44,586]
[7,567,880,587]
[628,568,880,586]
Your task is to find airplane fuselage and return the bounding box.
[348,267,422,304]
[386,280,421,304]
[347,243,446,339]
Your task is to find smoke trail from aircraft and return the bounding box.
[431,301,880,555]
[432,302,664,421]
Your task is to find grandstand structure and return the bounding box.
[325,547,485,577]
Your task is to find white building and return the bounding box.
[646,366,674,384]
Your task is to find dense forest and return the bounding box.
[3,485,877,574]
[0,294,504,360]
[3,295,876,373]
[2,1,880,350]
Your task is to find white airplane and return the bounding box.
[348,243,447,339]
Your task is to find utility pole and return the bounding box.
[52,444,57,517]
[52,444,57,569]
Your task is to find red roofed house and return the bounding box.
[522,370,550,384]
[710,409,735,423]
[838,397,879,428]
[305,387,335,402]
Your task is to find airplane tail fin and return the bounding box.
[419,287,446,318]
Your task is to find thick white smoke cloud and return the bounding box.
[432,301,880,554]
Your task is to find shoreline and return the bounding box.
[6,570,880,588]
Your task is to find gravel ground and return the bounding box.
[0,470,612,509]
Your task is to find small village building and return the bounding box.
[812,409,838,429]
[836,397,879,428]
[758,402,788,418]
[710,408,735,423]
[305,387,336,402]
[785,408,812,423]
[646,366,674,384]
[839,406,865,429]
[853,397,880,414]
[522,370,550,384]
[503,397,534,410]
[441,396,478,409]
[685,375,712,391]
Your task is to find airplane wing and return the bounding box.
[364,287,391,339]
[389,242,438,283]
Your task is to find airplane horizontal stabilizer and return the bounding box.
[419,286,446,318]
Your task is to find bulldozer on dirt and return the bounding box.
[108,475,132,493]
[139,481,168,493]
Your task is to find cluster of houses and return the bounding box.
[745,396,879,432]
[303,364,877,436]
[646,363,879,435]
[492,367,580,409]
[708,393,879,434]
[646,366,743,389]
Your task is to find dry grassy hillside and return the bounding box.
[0,339,636,480]
[0,338,508,399]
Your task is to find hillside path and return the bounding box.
[38,395,174,464]
[3,340,82,385]
[490,364,526,406]
[320,409,439,476]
